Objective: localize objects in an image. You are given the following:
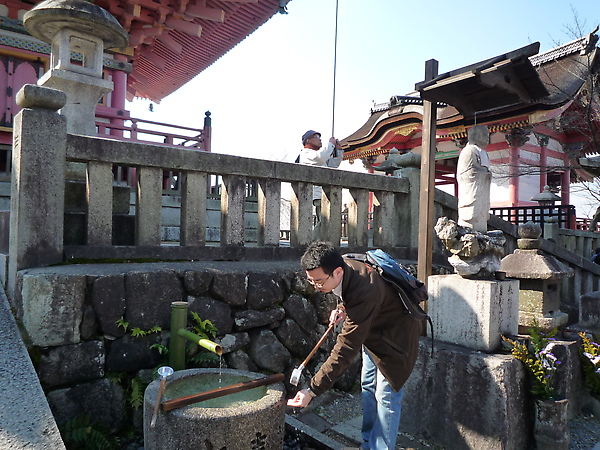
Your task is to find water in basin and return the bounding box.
[164,372,267,408]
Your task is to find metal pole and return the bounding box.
[331,0,339,137]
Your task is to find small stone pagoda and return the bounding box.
[500,222,573,331]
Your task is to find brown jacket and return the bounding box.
[310,259,422,395]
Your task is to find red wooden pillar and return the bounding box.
[110,54,128,139]
[506,128,530,206]
[538,143,548,192]
[508,145,519,206]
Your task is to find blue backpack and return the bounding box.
[344,249,433,349]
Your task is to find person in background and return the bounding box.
[592,248,600,264]
[297,130,343,238]
[287,241,421,450]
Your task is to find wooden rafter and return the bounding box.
[185,4,225,22]
[157,33,184,55]
[164,17,202,37]
[91,0,285,101]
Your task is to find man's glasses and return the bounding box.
[307,274,330,288]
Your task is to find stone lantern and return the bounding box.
[23,0,128,136]
[22,0,131,239]
[500,222,572,332]
[531,185,562,240]
[531,185,562,207]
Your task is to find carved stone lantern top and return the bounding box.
[23,0,128,49]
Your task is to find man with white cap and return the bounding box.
[297,130,343,237]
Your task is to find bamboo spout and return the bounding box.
[161,373,284,411]
[178,329,223,355]
[169,301,222,371]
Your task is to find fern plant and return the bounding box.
[185,311,220,367]
[107,372,147,411]
[61,415,119,450]
[190,311,218,340]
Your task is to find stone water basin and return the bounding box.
[143,368,285,450]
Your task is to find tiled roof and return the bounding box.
[93,0,290,102]
[530,29,598,66]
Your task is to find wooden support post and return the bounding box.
[417,59,439,287]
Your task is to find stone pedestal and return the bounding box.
[401,339,529,450]
[428,274,519,351]
[39,68,113,136]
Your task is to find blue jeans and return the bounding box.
[361,347,403,450]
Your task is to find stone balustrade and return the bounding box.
[8,83,463,288]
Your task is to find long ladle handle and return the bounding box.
[300,322,335,367]
[162,373,284,411]
[150,378,167,427]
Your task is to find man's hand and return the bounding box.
[287,388,313,408]
[329,137,342,149]
[329,308,346,326]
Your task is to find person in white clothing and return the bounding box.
[297,130,343,238]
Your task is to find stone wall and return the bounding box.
[15,260,360,436]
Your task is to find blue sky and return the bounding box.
[127,0,600,213]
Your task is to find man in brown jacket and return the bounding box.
[288,241,422,449]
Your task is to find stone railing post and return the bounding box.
[8,85,67,297]
[399,166,421,255]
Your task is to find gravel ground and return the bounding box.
[300,389,600,450]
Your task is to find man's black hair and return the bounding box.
[300,241,345,275]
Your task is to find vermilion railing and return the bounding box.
[94,107,211,151]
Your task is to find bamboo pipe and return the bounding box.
[169,302,188,371]
[161,373,284,411]
[177,329,223,355]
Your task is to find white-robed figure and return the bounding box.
[457,124,491,232]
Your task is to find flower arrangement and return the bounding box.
[579,332,600,399]
[502,322,560,400]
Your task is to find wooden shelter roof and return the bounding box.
[416,42,548,117]
[93,0,290,102]
[342,30,600,159]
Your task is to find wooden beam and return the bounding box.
[139,47,166,70]
[164,17,202,37]
[479,68,531,103]
[417,59,439,287]
[129,25,164,47]
[185,4,225,22]
[157,33,183,55]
